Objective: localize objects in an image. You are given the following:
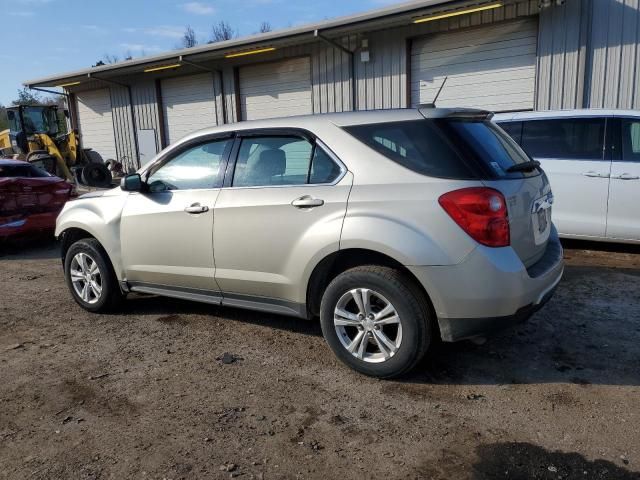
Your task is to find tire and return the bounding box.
[84,149,104,164]
[319,266,432,378]
[81,163,112,188]
[64,238,124,313]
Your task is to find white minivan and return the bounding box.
[494,110,640,244]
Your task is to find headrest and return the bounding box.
[255,149,286,177]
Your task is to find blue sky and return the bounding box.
[1,0,395,105]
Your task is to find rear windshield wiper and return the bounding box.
[506,160,540,173]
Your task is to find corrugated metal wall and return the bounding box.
[587,0,640,109]
[109,86,137,171]
[311,39,353,113]
[536,0,590,110]
[67,0,640,166]
[131,80,161,152]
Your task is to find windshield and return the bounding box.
[344,119,538,180]
[21,107,59,135]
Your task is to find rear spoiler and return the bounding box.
[418,106,494,121]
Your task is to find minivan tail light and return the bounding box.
[438,187,510,247]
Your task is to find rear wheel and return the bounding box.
[320,266,431,378]
[64,238,124,312]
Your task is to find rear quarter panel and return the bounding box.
[341,181,480,266]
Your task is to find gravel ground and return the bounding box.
[1,238,639,480]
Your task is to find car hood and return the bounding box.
[78,186,122,200]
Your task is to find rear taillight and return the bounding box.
[438,187,510,247]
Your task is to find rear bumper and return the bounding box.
[435,281,559,341]
[408,228,564,342]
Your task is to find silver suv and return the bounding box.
[56,108,564,378]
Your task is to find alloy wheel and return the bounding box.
[333,288,403,363]
[69,252,102,305]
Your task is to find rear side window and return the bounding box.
[232,136,343,187]
[0,164,51,178]
[344,120,476,179]
[344,119,534,179]
[520,118,606,160]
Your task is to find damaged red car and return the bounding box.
[0,159,76,239]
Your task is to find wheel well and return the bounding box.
[306,248,436,322]
[60,228,95,263]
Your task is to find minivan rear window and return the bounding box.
[520,118,606,160]
[344,119,536,179]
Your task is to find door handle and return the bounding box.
[582,171,609,178]
[611,173,640,180]
[291,196,325,208]
[184,203,209,214]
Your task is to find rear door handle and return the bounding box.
[582,171,609,178]
[184,203,209,214]
[291,196,324,208]
[611,173,640,180]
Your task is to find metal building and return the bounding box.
[24,0,640,171]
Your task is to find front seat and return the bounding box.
[247,149,286,185]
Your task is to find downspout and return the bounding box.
[89,73,140,169]
[314,30,357,111]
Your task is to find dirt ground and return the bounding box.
[1,238,639,480]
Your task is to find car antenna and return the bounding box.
[421,76,448,109]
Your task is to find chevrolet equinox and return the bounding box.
[56,108,564,378]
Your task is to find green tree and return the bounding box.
[12,87,43,106]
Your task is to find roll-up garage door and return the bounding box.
[161,73,217,144]
[411,18,538,112]
[239,57,312,121]
[76,89,117,161]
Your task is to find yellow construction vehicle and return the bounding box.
[0,105,114,187]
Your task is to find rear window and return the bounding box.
[0,164,51,178]
[344,119,535,179]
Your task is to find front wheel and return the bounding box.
[319,266,432,378]
[64,238,124,312]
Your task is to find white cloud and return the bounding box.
[181,2,215,15]
[129,25,185,39]
[82,24,108,34]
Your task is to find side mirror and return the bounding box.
[63,109,70,118]
[120,173,144,192]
